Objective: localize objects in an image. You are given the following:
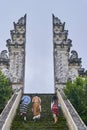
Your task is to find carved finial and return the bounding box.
[53,14,62,25]
[6,39,11,44]
[17,14,26,25]
[0,50,8,59]
[78,68,87,76]
[0,50,9,66]
[69,50,82,65]
[70,50,78,59]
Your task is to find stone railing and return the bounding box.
[57,89,87,130]
[0,89,22,130]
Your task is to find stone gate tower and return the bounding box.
[53,14,72,90]
[0,14,86,92]
[53,15,85,91]
[6,15,26,90]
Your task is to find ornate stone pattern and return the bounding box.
[54,49,68,83]
[0,50,8,59]
[9,49,24,83]
[69,50,81,65]
[0,50,9,65]
[0,50,10,79]
[68,50,82,81]
[6,15,26,85]
[68,66,80,81]
[53,14,72,89]
[53,15,85,90]
[78,68,87,77]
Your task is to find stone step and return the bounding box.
[10,94,69,130]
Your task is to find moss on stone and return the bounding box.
[11,94,69,130]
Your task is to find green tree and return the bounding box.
[63,77,87,125]
[0,70,13,113]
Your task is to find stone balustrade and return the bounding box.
[57,89,87,130]
[0,89,22,130]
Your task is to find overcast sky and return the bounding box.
[0,0,87,93]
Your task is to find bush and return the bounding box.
[63,77,87,125]
[0,70,13,113]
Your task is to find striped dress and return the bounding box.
[20,95,31,115]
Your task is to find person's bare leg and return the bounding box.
[54,116,58,123]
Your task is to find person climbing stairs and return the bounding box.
[10,94,69,130]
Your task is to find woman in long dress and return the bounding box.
[51,95,59,124]
[20,95,31,121]
[32,95,41,120]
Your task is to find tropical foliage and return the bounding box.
[0,70,13,113]
[63,77,87,125]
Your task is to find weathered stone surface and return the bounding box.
[53,15,83,90]
[5,15,26,89]
[0,94,17,129]
[53,15,72,90]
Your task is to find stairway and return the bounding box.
[10,94,69,130]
